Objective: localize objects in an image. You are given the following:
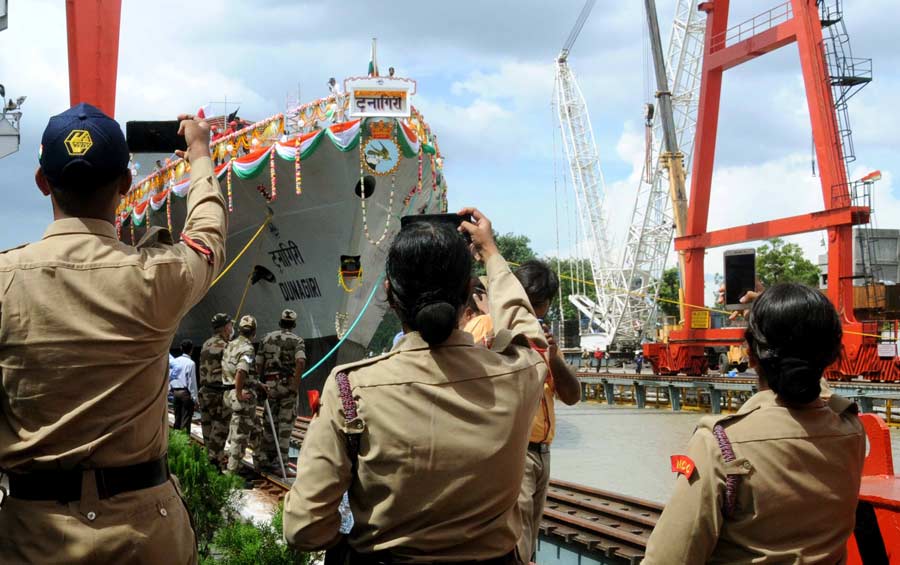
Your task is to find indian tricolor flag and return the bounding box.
[368,38,379,77]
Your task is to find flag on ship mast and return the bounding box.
[368,38,379,77]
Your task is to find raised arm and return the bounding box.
[283,372,352,549]
[173,115,228,313]
[459,207,546,348]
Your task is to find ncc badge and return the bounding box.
[671,455,696,479]
[64,130,93,156]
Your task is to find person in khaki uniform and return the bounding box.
[0,105,226,564]
[199,313,234,468]
[643,283,865,564]
[512,261,582,563]
[256,308,306,474]
[222,315,262,474]
[283,209,547,563]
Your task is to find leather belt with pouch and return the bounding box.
[527,442,550,454]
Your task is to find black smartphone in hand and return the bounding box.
[126,121,188,153]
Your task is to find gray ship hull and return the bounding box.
[123,117,446,411]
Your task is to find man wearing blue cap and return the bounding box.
[0,103,227,564]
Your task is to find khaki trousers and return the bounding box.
[0,474,197,564]
[516,448,551,563]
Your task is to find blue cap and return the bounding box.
[39,103,129,188]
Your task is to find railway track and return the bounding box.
[173,411,657,563]
[577,370,900,389]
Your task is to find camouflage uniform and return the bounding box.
[256,316,306,469]
[222,316,261,473]
[199,318,231,466]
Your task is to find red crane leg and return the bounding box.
[65,0,123,117]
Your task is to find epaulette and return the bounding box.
[827,393,859,415]
[135,226,174,249]
[181,233,213,264]
[332,349,396,375]
[0,243,28,256]
[490,329,532,354]
[696,409,754,433]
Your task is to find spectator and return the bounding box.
[643,283,865,563]
[512,260,582,562]
[283,208,546,562]
[169,339,198,431]
[461,277,494,346]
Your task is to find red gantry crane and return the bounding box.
[643,0,894,380]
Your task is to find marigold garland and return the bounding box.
[294,139,302,195]
[431,155,438,191]
[269,147,277,201]
[226,161,234,212]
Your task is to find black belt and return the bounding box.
[528,442,550,454]
[172,387,189,392]
[201,383,231,390]
[7,455,169,503]
[349,550,517,565]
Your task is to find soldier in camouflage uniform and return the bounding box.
[256,309,306,474]
[198,313,233,468]
[222,314,262,474]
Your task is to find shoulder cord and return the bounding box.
[712,424,740,518]
[335,372,361,474]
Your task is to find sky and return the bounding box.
[0,0,897,306]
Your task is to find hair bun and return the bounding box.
[767,356,821,404]
[414,301,457,345]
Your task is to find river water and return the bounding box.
[552,401,900,505]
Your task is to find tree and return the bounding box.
[755,237,820,287]
[474,232,537,276]
[657,267,681,318]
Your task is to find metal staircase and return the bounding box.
[818,0,879,306]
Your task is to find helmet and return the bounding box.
[281,309,298,322]
[238,315,257,330]
[211,313,231,329]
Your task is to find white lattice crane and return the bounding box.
[554,0,706,351]
[554,0,624,347]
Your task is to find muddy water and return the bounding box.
[552,401,900,505]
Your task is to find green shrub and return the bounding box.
[168,430,243,557]
[212,505,315,565]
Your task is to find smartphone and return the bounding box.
[400,213,473,241]
[724,249,756,310]
[126,121,187,153]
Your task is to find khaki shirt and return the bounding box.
[283,254,548,559]
[0,157,226,471]
[199,334,229,387]
[643,390,865,564]
[222,335,257,386]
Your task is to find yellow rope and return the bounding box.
[209,215,272,289]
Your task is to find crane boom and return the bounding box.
[559,0,597,62]
[554,0,624,349]
[644,0,689,322]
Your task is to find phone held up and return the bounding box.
[125,121,188,154]
[723,248,756,311]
